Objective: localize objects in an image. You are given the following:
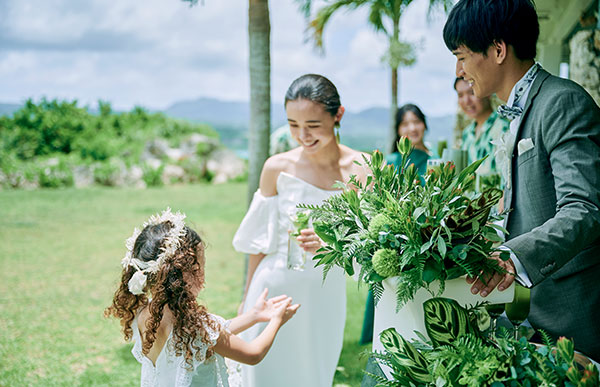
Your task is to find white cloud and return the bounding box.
[0,0,458,116]
[348,29,387,68]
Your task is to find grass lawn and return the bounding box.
[0,183,370,386]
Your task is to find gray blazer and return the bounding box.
[503,69,600,359]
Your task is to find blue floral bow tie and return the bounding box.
[497,63,541,121]
[497,104,523,121]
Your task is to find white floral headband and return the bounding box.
[121,207,187,295]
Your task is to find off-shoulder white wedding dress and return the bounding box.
[233,171,346,387]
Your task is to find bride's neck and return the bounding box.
[303,142,342,169]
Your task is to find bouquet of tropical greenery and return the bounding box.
[300,137,508,309]
[370,298,599,387]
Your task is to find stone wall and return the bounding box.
[570,29,600,106]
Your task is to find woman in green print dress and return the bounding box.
[360,103,435,347]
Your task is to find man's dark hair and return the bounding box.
[443,0,539,60]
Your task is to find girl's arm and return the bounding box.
[214,299,299,365]
[230,289,289,334]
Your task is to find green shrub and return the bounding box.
[142,163,164,187]
[178,158,205,183]
[196,141,214,156]
[0,151,40,188]
[5,99,88,159]
[229,167,249,183]
[93,159,123,186]
[0,98,222,189]
[37,157,74,188]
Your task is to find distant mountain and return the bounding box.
[165,97,287,128]
[164,97,455,153]
[1,97,455,153]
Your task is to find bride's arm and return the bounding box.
[237,253,265,315]
[237,155,286,314]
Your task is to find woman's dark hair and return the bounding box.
[392,103,428,150]
[443,0,539,60]
[284,74,341,118]
[105,221,219,370]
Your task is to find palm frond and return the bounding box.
[367,3,388,35]
[309,0,369,49]
[293,0,313,18]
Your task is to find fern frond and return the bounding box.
[321,262,333,284]
[372,282,385,305]
[537,330,554,347]
[362,371,396,386]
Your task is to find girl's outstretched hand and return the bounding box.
[273,297,300,325]
[251,288,299,323]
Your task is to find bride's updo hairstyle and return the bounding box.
[284,74,342,126]
[105,220,219,368]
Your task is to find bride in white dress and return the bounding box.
[233,74,368,387]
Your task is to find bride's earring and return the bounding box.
[335,123,340,144]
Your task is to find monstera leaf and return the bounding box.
[423,297,479,347]
[379,328,432,384]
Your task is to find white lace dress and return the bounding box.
[131,313,230,387]
[233,171,347,387]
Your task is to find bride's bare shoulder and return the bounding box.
[340,145,370,183]
[259,148,301,196]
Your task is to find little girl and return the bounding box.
[105,208,299,386]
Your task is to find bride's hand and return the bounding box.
[296,228,323,254]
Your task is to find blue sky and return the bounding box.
[0,0,459,116]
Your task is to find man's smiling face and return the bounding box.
[453,45,500,98]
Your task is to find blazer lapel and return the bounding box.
[504,69,550,227]
[513,69,550,145]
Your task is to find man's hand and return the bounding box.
[467,251,516,297]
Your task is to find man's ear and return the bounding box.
[492,40,507,64]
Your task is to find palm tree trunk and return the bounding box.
[248,0,271,205]
[388,18,400,154]
[389,67,398,153]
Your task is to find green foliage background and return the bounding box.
[0,99,219,188]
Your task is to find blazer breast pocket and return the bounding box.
[517,147,537,166]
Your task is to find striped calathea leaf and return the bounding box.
[379,328,432,384]
[423,297,478,347]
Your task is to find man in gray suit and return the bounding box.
[443,0,600,359]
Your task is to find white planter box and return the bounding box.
[372,276,515,379]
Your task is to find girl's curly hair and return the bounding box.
[104,221,220,368]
